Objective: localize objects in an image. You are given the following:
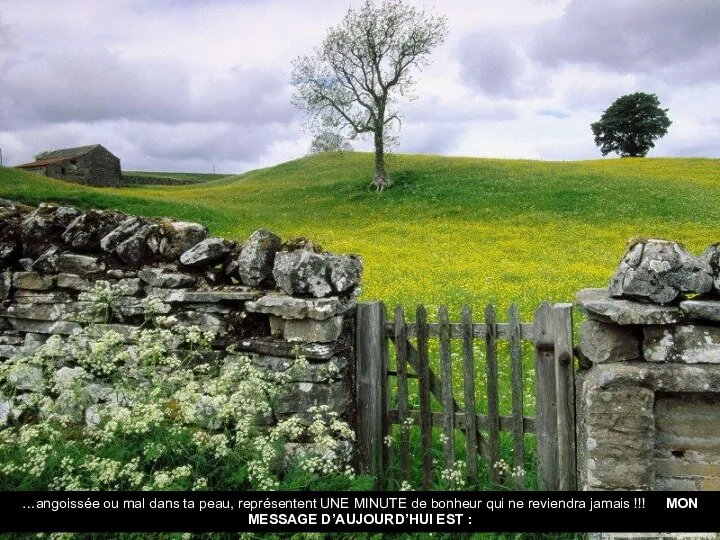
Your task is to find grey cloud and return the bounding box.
[457,32,527,97]
[2,49,296,128]
[533,0,720,84]
[401,123,465,155]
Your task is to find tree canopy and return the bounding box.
[591,92,671,157]
[308,132,354,154]
[291,0,447,190]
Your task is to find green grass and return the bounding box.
[124,171,232,183]
[4,152,719,321]
[2,152,719,492]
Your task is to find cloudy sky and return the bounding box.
[0,0,718,174]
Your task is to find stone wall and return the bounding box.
[576,239,720,491]
[0,199,361,448]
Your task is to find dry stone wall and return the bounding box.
[0,199,361,441]
[576,239,720,491]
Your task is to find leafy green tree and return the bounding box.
[291,0,447,190]
[591,92,672,157]
[308,131,354,154]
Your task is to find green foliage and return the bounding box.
[308,132,354,154]
[591,92,672,157]
[0,284,358,491]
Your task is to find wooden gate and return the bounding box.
[355,301,576,490]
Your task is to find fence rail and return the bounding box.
[355,301,576,491]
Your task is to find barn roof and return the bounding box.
[15,144,104,169]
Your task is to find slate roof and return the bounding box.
[16,144,103,169]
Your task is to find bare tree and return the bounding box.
[291,0,447,191]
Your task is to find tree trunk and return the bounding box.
[372,126,389,191]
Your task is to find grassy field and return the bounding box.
[3,152,719,321]
[3,152,719,491]
[123,171,232,184]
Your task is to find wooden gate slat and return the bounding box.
[485,303,501,486]
[439,305,454,480]
[534,301,558,490]
[552,303,576,491]
[462,304,479,485]
[394,305,410,483]
[509,303,524,489]
[416,304,433,490]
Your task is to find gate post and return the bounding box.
[355,301,389,486]
[533,302,558,490]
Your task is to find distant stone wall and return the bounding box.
[576,239,720,491]
[0,199,361,449]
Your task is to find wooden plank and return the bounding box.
[552,303,576,491]
[534,301,558,491]
[388,410,536,432]
[416,304,433,490]
[386,322,535,340]
[462,304,479,485]
[439,305,455,479]
[509,303,525,490]
[394,305,410,483]
[355,302,389,486]
[485,303,501,486]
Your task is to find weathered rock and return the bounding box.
[234,337,338,360]
[61,210,124,251]
[328,254,362,293]
[172,311,226,335]
[53,366,91,393]
[180,238,231,267]
[576,288,684,325]
[246,294,353,320]
[6,364,45,391]
[276,381,348,417]
[609,239,713,304]
[1,302,93,321]
[22,333,48,354]
[18,258,34,271]
[53,206,81,227]
[0,271,11,300]
[21,207,61,258]
[115,297,170,318]
[0,396,11,425]
[700,243,720,294]
[0,241,19,266]
[116,278,143,296]
[579,320,640,364]
[7,319,82,335]
[150,288,258,303]
[13,290,73,304]
[138,268,196,288]
[237,229,281,287]
[0,345,20,359]
[115,225,151,266]
[273,250,332,298]
[32,248,105,276]
[679,299,720,322]
[13,271,56,291]
[56,273,94,291]
[283,316,344,343]
[254,355,347,383]
[644,324,720,363]
[100,217,144,252]
[106,269,137,279]
[159,221,208,260]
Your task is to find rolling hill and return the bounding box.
[2,152,719,319]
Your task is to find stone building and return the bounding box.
[16,144,122,187]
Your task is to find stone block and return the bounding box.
[644,325,720,363]
[13,271,55,291]
[56,273,94,291]
[138,268,196,288]
[680,299,720,322]
[269,315,285,336]
[7,319,81,335]
[283,316,343,343]
[579,319,640,364]
[14,290,73,304]
[237,229,280,287]
[576,288,684,325]
[0,302,93,321]
[233,337,338,360]
[276,381,348,417]
[246,294,353,320]
[0,344,20,359]
[0,271,11,300]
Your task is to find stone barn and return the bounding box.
[16,144,122,187]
